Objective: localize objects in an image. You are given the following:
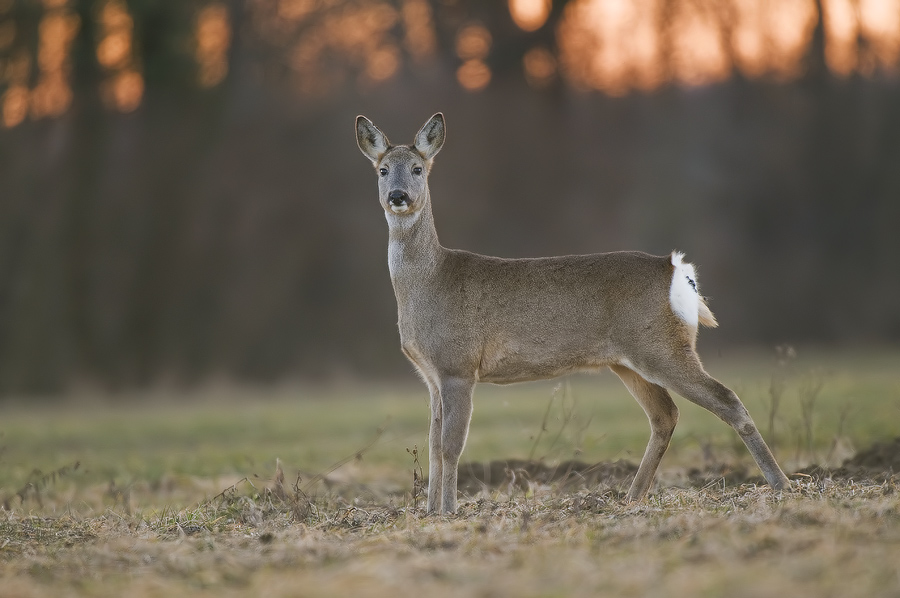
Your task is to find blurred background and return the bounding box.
[0,0,897,396]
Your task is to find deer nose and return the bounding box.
[388,190,409,206]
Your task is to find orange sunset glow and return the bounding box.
[509,0,552,32]
[552,0,900,94]
[270,0,900,96]
[2,0,900,125]
[196,3,232,88]
[96,0,143,111]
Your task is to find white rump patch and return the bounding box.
[669,251,700,328]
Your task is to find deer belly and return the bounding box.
[476,336,610,384]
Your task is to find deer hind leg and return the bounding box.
[610,364,680,502]
[437,376,475,514]
[639,353,791,492]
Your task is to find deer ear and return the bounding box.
[414,113,445,161]
[356,115,390,165]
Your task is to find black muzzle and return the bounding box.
[388,190,409,207]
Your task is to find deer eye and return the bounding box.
[412,166,423,175]
[379,167,388,177]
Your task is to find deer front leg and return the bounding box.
[426,381,443,514]
[438,376,475,514]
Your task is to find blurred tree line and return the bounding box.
[0,0,898,395]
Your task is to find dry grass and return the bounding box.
[2,466,899,597]
[2,349,900,596]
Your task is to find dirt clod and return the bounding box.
[792,437,900,484]
[843,436,900,472]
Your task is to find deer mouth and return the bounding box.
[388,197,412,213]
[387,189,412,213]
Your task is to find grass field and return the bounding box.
[1,347,899,597]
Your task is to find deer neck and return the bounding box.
[385,196,443,288]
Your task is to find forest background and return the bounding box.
[0,0,898,396]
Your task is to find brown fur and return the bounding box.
[357,113,790,514]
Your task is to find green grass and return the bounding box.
[2,347,897,509]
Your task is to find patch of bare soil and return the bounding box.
[798,436,900,483]
[457,436,900,493]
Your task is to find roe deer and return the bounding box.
[356,113,790,514]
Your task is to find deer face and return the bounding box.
[356,113,445,216]
[374,146,429,215]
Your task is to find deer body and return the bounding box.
[396,248,683,384]
[358,113,790,514]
